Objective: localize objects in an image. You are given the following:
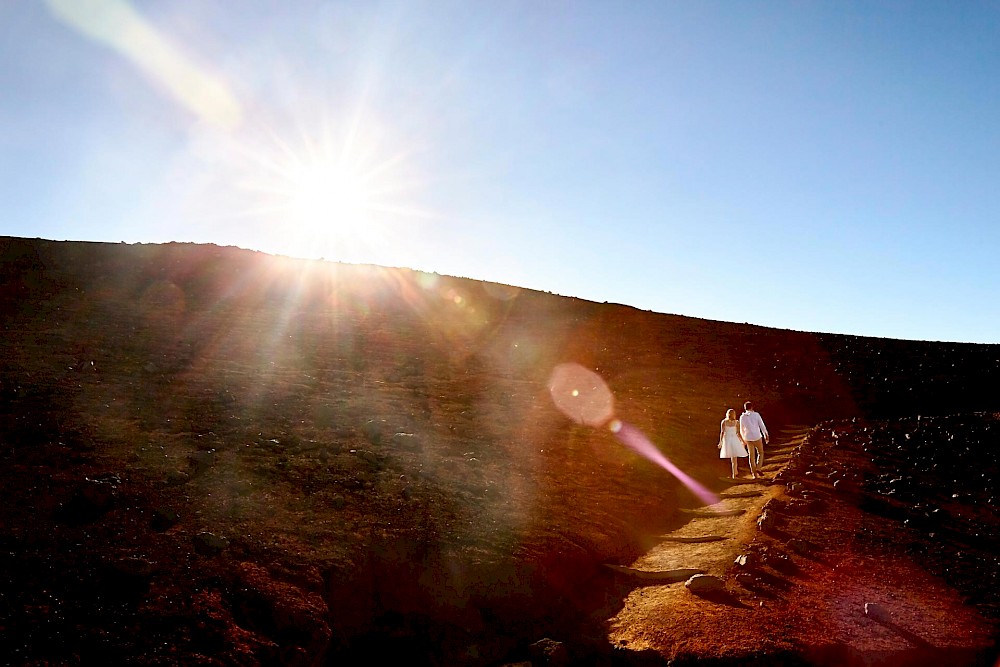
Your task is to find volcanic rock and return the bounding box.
[685,574,725,594]
[193,531,229,556]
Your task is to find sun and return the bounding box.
[269,151,392,261]
[286,161,370,232]
[232,111,430,264]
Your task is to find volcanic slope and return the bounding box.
[1,236,999,665]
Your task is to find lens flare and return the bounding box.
[547,363,614,428]
[612,420,718,505]
[548,363,718,505]
[46,0,241,130]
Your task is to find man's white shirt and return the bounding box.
[739,411,768,442]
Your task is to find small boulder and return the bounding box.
[362,420,383,445]
[110,556,156,579]
[188,449,216,473]
[529,638,569,667]
[232,480,253,496]
[193,531,229,556]
[734,571,759,589]
[355,449,380,469]
[864,602,890,622]
[104,556,156,602]
[79,477,118,511]
[757,509,777,533]
[391,432,420,450]
[786,538,810,554]
[685,574,725,594]
[151,507,179,531]
[165,470,190,486]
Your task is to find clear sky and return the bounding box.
[3,1,999,343]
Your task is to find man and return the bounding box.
[739,401,769,478]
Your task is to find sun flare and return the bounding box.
[229,110,431,264]
[287,162,370,231]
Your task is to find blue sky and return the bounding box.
[3,1,999,343]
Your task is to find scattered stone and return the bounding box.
[786,538,810,554]
[809,498,828,513]
[151,507,179,531]
[761,498,786,513]
[104,556,156,601]
[391,432,420,450]
[864,602,891,622]
[784,499,820,516]
[112,555,156,576]
[362,420,383,445]
[188,449,216,473]
[56,475,121,524]
[166,470,190,486]
[757,509,777,533]
[764,551,797,573]
[79,477,118,511]
[529,638,569,667]
[685,574,725,594]
[355,449,380,469]
[193,531,229,556]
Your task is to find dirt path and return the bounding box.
[604,427,806,652]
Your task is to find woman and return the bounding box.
[719,408,751,479]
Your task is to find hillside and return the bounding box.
[1,237,998,665]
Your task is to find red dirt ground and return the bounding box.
[1,237,998,666]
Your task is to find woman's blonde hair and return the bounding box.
[726,408,737,419]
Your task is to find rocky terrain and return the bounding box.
[1,236,998,665]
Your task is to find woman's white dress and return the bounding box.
[720,423,749,458]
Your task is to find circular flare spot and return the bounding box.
[548,363,615,427]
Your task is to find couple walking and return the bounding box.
[718,401,769,479]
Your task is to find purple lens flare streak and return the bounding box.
[547,362,718,506]
[610,419,719,506]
